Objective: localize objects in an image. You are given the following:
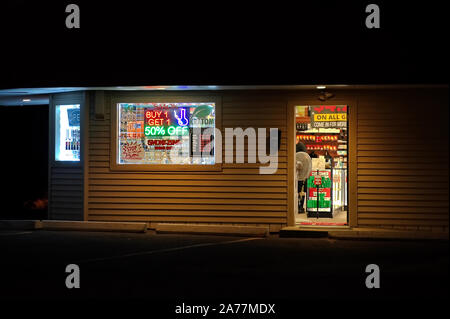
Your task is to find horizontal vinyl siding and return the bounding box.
[356,90,449,230]
[50,166,83,220]
[87,94,288,229]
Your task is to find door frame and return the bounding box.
[287,98,358,227]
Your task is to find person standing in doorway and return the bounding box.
[296,141,311,213]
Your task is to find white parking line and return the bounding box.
[76,237,262,264]
[0,231,32,236]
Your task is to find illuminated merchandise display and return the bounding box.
[55,104,81,161]
[306,169,333,217]
[332,167,347,212]
[118,103,215,164]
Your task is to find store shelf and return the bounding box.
[299,128,340,133]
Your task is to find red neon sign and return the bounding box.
[147,139,180,146]
[145,109,171,126]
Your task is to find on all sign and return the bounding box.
[310,105,348,128]
[313,113,347,122]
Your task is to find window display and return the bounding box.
[117,102,215,165]
[55,104,81,161]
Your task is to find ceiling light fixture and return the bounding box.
[22,98,31,102]
[316,86,326,90]
[318,91,335,101]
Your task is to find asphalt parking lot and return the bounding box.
[0,230,448,314]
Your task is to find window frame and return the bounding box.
[54,103,82,163]
[110,94,222,172]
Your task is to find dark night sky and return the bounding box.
[0,1,448,88]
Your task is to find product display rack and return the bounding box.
[306,168,334,218]
[332,167,347,213]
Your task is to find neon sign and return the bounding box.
[147,139,180,150]
[147,139,180,146]
[144,107,190,127]
[174,108,189,126]
[144,125,189,136]
[144,107,190,136]
[145,110,171,126]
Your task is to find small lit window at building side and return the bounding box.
[55,104,81,161]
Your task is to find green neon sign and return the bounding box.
[144,125,189,136]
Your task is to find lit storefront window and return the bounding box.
[55,104,81,161]
[117,102,215,165]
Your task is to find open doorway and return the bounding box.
[295,105,348,226]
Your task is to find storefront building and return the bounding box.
[48,86,449,234]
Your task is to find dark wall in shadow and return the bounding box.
[0,105,48,219]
